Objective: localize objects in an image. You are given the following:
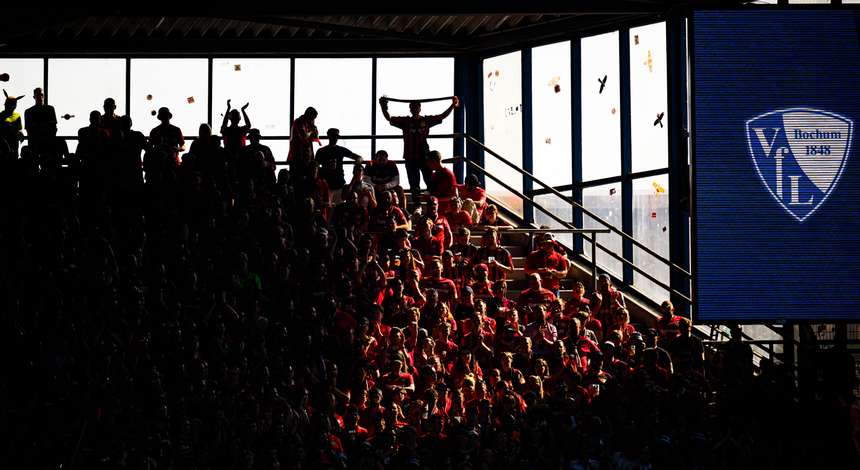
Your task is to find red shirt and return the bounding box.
[472,247,513,282]
[411,235,444,259]
[389,114,445,161]
[430,167,457,199]
[448,210,473,228]
[517,288,557,311]
[421,277,459,305]
[525,249,569,291]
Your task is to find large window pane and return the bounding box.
[0,59,44,137]
[212,58,291,137]
[581,31,621,182]
[633,175,669,301]
[48,59,126,140]
[535,192,574,249]
[532,41,572,187]
[630,22,669,173]
[294,59,372,137]
[131,59,208,139]
[483,51,523,215]
[376,57,454,138]
[582,183,623,277]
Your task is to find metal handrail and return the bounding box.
[464,158,692,303]
[466,135,692,279]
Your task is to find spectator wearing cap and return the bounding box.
[149,106,184,164]
[315,128,361,204]
[241,128,276,182]
[524,233,570,297]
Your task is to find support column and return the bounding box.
[667,15,692,314]
[521,48,534,225]
[619,29,634,286]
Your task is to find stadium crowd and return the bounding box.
[0,90,857,469]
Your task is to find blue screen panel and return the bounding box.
[693,10,860,322]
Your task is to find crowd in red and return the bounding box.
[0,92,856,469]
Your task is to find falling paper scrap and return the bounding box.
[61,114,74,120]
[554,84,561,93]
[0,73,9,82]
[611,107,616,115]
[146,94,153,101]
[652,181,666,194]
[494,70,499,77]
[662,226,667,232]
[545,138,552,145]
[651,211,657,219]
[187,96,195,104]
[609,188,616,196]
[548,76,560,87]
[234,64,241,71]
[634,35,639,45]
[654,112,665,128]
[151,110,157,116]
[646,50,653,73]
[598,75,607,94]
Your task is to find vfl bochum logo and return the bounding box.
[746,108,853,222]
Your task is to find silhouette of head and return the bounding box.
[157,107,172,123]
[409,101,421,116]
[33,88,44,106]
[104,98,116,116]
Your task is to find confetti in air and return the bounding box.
[651,212,657,219]
[634,35,639,45]
[234,64,241,71]
[146,94,153,101]
[187,96,195,104]
[598,75,607,94]
[652,181,666,194]
[609,188,616,196]
[151,110,157,116]
[545,138,552,145]
[611,107,616,115]
[654,112,665,128]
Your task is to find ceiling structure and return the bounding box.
[1,1,748,55]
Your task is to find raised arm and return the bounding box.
[221,100,231,132]
[379,97,392,122]
[241,102,251,128]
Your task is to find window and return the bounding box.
[211,58,291,137]
[581,31,621,182]
[0,58,44,130]
[375,57,455,139]
[532,41,572,188]
[377,58,456,189]
[632,176,670,301]
[582,183,623,277]
[48,59,126,139]
[535,192,574,249]
[483,51,523,215]
[130,59,208,139]
[630,22,669,173]
[294,58,372,138]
